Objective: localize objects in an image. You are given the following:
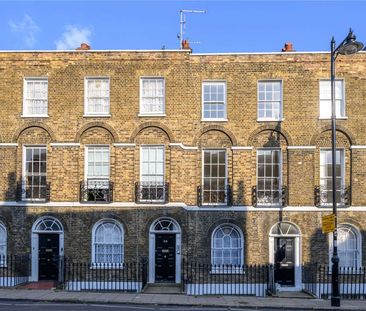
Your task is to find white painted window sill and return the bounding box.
[256,204,282,208]
[257,118,285,122]
[83,114,111,118]
[21,114,49,118]
[210,268,244,275]
[138,113,166,117]
[20,198,47,203]
[326,267,363,275]
[90,263,124,269]
[201,118,228,122]
[318,116,348,120]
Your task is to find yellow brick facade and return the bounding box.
[0,50,365,285]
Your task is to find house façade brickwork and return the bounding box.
[0,50,366,284]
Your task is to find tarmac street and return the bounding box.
[0,289,365,311]
[0,301,322,311]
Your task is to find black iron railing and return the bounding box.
[80,180,113,203]
[62,258,148,292]
[182,259,269,296]
[314,186,351,207]
[16,181,50,202]
[251,185,288,207]
[135,182,169,204]
[197,184,232,207]
[0,254,31,287]
[303,264,366,299]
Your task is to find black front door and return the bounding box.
[155,234,176,282]
[274,237,295,286]
[38,234,60,281]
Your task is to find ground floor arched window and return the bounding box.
[92,219,124,265]
[0,223,6,265]
[211,224,243,266]
[330,224,361,268]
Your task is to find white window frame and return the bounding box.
[257,80,283,122]
[319,79,346,119]
[84,77,111,117]
[319,148,345,206]
[139,145,165,202]
[0,223,7,267]
[256,148,282,206]
[328,224,362,269]
[139,77,166,116]
[91,219,124,268]
[84,145,110,182]
[202,148,228,205]
[22,145,47,201]
[202,81,227,121]
[22,77,48,118]
[211,224,244,273]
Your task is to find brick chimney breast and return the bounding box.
[76,43,91,50]
[281,42,294,52]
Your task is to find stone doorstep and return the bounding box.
[142,283,182,294]
[16,281,57,290]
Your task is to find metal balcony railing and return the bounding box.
[80,179,113,203]
[252,185,288,207]
[16,180,50,202]
[197,184,232,207]
[135,182,169,204]
[314,185,351,207]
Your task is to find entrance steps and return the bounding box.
[17,281,57,290]
[276,291,314,299]
[143,283,182,294]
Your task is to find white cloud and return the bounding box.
[55,25,92,50]
[9,14,40,48]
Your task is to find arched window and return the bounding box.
[92,219,124,265]
[0,223,6,263]
[211,224,243,266]
[330,224,361,268]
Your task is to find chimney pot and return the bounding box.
[181,39,192,51]
[281,42,294,52]
[76,43,91,50]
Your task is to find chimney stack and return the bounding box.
[76,43,91,51]
[281,42,294,52]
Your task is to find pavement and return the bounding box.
[0,288,364,310]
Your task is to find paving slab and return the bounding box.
[0,288,365,310]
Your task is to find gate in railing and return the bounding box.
[62,258,148,292]
[182,260,270,296]
[303,264,366,299]
[0,255,30,287]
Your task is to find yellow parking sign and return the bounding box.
[322,214,336,234]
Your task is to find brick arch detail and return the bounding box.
[192,125,237,146]
[12,122,56,143]
[309,125,356,146]
[75,122,118,143]
[247,125,293,146]
[205,218,244,239]
[129,122,175,143]
[31,213,69,233]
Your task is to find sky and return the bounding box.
[1,0,366,53]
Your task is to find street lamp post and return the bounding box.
[329,29,363,307]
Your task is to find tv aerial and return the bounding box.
[178,9,206,49]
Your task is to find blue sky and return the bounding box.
[1,1,366,52]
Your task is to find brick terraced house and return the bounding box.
[0,46,365,293]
